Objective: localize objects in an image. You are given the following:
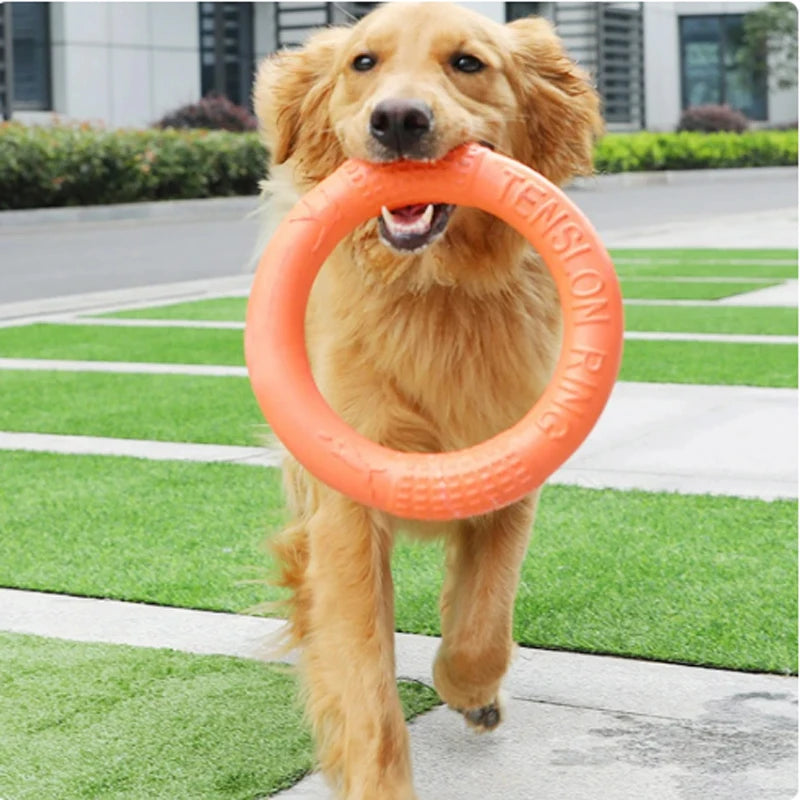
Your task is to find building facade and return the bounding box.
[1,2,796,131]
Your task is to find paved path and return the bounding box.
[2,587,796,800]
[1,177,797,800]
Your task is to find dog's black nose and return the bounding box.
[369,99,433,156]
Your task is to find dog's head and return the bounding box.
[254,3,602,283]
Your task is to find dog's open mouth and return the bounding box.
[378,203,455,253]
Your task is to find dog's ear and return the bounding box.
[253,27,350,169]
[506,17,603,184]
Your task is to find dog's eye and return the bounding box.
[451,53,485,74]
[352,53,377,72]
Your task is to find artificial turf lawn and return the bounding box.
[619,279,781,301]
[103,297,248,322]
[610,248,797,280]
[1,451,795,674]
[0,633,439,800]
[0,323,246,366]
[623,305,798,336]
[1,340,794,453]
[0,370,265,445]
[101,299,800,336]
[618,340,797,388]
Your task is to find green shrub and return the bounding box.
[0,124,796,211]
[0,122,267,210]
[594,130,798,173]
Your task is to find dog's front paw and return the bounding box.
[458,691,506,732]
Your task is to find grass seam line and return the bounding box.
[0,357,248,377]
[624,332,798,345]
[0,431,282,466]
[6,322,794,344]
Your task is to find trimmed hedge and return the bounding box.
[595,130,798,173]
[0,123,796,211]
[0,122,267,210]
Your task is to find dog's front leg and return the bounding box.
[433,494,539,730]
[303,491,416,800]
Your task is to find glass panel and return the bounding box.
[506,3,540,21]
[681,17,723,107]
[680,14,768,120]
[11,2,50,108]
[723,15,767,120]
[199,2,253,105]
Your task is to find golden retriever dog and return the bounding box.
[252,3,601,797]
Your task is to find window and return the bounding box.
[199,3,254,107]
[1,5,11,119]
[506,3,542,22]
[506,3,646,130]
[10,2,51,110]
[274,3,377,49]
[680,15,767,120]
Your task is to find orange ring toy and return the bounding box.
[245,143,623,521]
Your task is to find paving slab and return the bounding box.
[0,275,252,326]
[0,432,281,467]
[719,280,798,307]
[0,357,248,377]
[601,207,798,250]
[553,382,797,500]
[280,636,798,800]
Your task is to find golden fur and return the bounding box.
[252,4,601,798]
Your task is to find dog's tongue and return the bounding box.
[392,204,429,219]
[381,203,435,238]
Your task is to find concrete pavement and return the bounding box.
[0,167,796,303]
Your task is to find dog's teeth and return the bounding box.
[418,203,434,229]
[381,205,396,231]
[380,204,435,238]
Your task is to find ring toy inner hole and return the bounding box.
[245,143,623,521]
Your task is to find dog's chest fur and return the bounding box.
[306,244,562,454]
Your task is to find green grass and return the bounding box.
[620,279,781,301]
[0,323,245,366]
[619,340,797,387]
[0,371,265,445]
[0,452,281,611]
[0,632,439,800]
[393,487,798,675]
[617,264,796,279]
[1,451,795,674]
[610,248,797,279]
[101,297,248,322]
[624,305,798,336]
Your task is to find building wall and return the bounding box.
[18,2,200,127]
[12,1,797,131]
[643,3,683,131]
[254,3,277,63]
[643,1,797,130]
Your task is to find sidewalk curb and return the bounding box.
[0,168,795,227]
[569,165,797,191]
[0,195,260,229]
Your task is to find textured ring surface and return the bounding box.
[245,143,623,520]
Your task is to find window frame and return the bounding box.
[10,1,52,112]
[679,13,768,121]
[199,2,254,107]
